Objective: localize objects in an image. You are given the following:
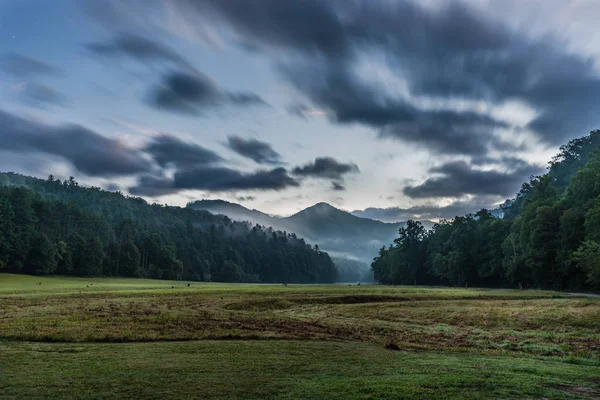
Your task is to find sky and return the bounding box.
[1,0,600,220]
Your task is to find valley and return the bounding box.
[188,200,434,281]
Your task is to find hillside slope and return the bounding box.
[188,200,419,265]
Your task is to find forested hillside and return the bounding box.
[188,201,416,264]
[0,173,337,283]
[373,130,600,291]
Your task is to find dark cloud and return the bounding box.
[277,40,513,157]
[149,71,268,114]
[145,134,222,168]
[352,195,504,222]
[86,33,193,69]
[403,160,542,199]
[128,175,177,197]
[175,166,298,191]
[0,108,150,177]
[235,195,256,202]
[227,136,282,164]
[331,181,345,191]
[228,93,268,106]
[174,0,348,57]
[87,34,268,115]
[293,157,359,180]
[0,53,61,78]
[129,166,299,195]
[471,155,535,169]
[176,0,600,151]
[105,183,121,192]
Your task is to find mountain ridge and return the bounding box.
[187,200,433,266]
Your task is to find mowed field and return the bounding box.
[1,274,599,399]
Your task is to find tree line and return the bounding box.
[372,130,600,291]
[0,173,337,283]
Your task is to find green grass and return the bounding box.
[1,273,599,399]
[2,341,599,400]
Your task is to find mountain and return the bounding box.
[288,202,401,238]
[188,200,276,227]
[188,200,427,268]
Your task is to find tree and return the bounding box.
[219,260,242,282]
[119,241,141,277]
[392,220,427,285]
[26,233,57,275]
[71,234,103,276]
[0,171,339,284]
[0,193,14,270]
[574,241,600,290]
[56,240,73,275]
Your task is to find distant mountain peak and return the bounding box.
[188,198,411,263]
[293,202,340,215]
[313,202,335,208]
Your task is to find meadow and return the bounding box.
[1,273,599,399]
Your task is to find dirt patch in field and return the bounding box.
[554,385,599,398]
[224,295,407,311]
[223,299,296,311]
[303,295,410,305]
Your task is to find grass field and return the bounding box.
[1,274,599,399]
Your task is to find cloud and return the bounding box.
[129,166,299,195]
[283,62,513,155]
[87,34,268,115]
[235,195,256,202]
[105,183,121,192]
[227,135,282,164]
[403,160,543,199]
[145,134,223,168]
[131,134,297,196]
[0,108,150,177]
[352,195,505,222]
[331,181,345,191]
[148,70,268,114]
[86,33,193,70]
[174,0,600,152]
[176,166,299,191]
[292,157,359,180]
[174,0,349,57]
[128,175,177,197]
[0,53,61,78]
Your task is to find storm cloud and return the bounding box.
[145,134,223,169]
[331,182,345,191]
[174,0,600,151]
[149,71,267,114]
[292,157,359,180]
[227,136,282,164]
[403,160,543,199]
[129,166,299,196]
[0,108,150,177]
